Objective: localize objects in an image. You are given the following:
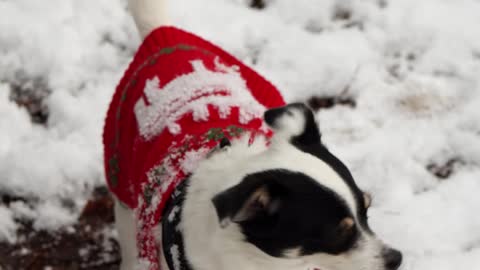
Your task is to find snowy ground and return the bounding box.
[1,0,480,269]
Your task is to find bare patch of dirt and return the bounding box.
[250,0,266,10]
[427,158,462,180]
[0,186,121,270]
[8,74,50,125]
[1,192,32,207]
[307,96,356,111]
[332,4,364,30]
[378,0,388,8]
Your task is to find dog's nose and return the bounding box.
[382,248,402,270]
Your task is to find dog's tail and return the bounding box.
[128,0,169,39]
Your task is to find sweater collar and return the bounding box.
[162,178,193,270]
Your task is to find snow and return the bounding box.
[0,205,17,243]
[1,0,480,269]
[179,148,211,174]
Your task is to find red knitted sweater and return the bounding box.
[103,26,285,269]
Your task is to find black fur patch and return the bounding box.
[212,170,360,257]
[293,143,370,231]
[281,104,371,232]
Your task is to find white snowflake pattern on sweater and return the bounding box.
[134,58,266,140]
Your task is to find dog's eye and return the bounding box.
[338,217,355,233]
[335,217,358,250]
[363,192,371,209]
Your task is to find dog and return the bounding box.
[104,1,403,270]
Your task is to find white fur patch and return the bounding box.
[170,244,182,270]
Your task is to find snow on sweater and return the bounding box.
[103,26,285,270]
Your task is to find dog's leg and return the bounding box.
[114,198,139,270]
[128,0,169,39]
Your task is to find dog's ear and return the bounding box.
[264,103,321,146]
[211,175,285,227]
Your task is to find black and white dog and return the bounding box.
[113,1,402,270]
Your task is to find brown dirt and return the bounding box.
[427,158,462,180]
[0,187,121,270]
[250,0,266,9]
[307,96,356,111]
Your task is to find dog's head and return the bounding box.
[211,103,402,270]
